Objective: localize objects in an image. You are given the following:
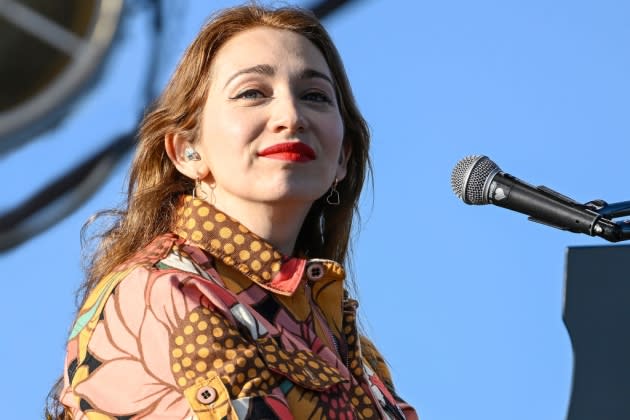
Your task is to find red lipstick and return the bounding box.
[257,142,316,162]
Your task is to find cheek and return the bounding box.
[201,113,261,152]
[324,116,345,152]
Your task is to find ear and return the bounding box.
[164,132,210,180]
[335,141,352,182]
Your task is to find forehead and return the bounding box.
[209,26,332,82]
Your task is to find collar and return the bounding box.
[173,195,345,296]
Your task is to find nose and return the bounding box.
[268,94,307,134]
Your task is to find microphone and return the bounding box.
[450,155,625,242]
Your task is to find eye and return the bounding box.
[302,91,333,104]
[232,89,265,100]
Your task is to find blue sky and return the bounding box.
[2,0,629,418]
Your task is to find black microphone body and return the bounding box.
[487,172,616,238]
[451,155,624,242]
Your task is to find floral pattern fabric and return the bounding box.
[61,196,417,419]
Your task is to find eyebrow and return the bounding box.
[223,65,335,89]
[224,64,275,88]
[300,68,334,86]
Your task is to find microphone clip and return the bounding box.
[584,199,630,242]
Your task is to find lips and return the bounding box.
[257,142,316,162]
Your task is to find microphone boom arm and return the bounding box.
[586,199,630,219]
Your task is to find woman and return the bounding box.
[48,4,417,419]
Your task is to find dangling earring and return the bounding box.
[192,177,208,201]
[184,146,201,161]
[326,178,340,205]
[208,182,216,205]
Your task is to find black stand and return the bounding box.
[564,245,630,420]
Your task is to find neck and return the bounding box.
[209,195,311,256]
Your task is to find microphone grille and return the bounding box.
[450,155,500,204]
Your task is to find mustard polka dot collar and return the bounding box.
[173,195,344,295]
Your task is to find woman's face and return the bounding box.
[196,26,347,211]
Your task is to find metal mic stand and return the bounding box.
[585,199,630,242]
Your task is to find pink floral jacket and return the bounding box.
[61,197,418,419]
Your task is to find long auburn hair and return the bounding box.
[47,4,370,418]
